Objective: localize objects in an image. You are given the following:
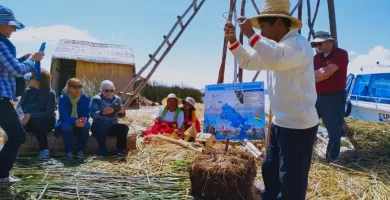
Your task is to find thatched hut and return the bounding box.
[50,39,136,96]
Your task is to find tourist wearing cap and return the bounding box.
[182,97,201,133]
[0,5,45,183]
[143,93,184,136]
[17,69,56,159]
[311,31,349,162]
[224,0,318,199]
[90,80,129,157]
[56,78,90,160]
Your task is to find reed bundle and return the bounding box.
[188,144,257,200]
[1,108,390,199]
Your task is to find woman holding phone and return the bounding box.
[56,78,90,160]
[89,80,128,157]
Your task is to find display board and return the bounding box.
[203,82,266,140]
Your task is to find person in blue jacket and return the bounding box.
[90,80,128,157]
[18,69,56,159]
[0,5,44,183]
[56,78,90,160]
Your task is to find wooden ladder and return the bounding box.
[121,0,206,108]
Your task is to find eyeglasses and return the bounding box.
[314,42,323,47]
[71,85,83,89]
[104,89,114,93]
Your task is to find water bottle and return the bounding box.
[243,139,262,158]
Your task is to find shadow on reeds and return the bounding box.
[324,118,390,183]
[333,148,390,183]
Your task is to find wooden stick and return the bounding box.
[237,0,246,82]
[225,137,230,152]
[327,0,338,47]
[146,134,202,152]
[217,0,237,84]
[266,109,273,148]
[308,0,321,40]
[297,0,303,34]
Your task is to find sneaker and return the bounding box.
[66,152,73,160]
[0,176,20,183]
[77,151,85,158]
[39,149,50,159]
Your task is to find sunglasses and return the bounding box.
[314,42,323,47]
[104,89,114,93]
[71,85,83,89]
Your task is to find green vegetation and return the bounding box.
[141,81,204,103]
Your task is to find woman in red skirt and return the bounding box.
[143,93,184,136]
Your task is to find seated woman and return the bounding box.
[17,69,56,159]
[90,80,128,157]
[56,78,90,160]
[181,97,201,133]
[143,93,184,136]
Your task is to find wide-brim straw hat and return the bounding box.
[182,97,197,110]
[161,93,182,106]
[250,0,302,30]
[310,31,336,47]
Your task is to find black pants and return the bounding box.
[261,123,318,200]
[316,90,346,161]
[92,123,129,152]
[24,118,55,151]
[0,97,26,178]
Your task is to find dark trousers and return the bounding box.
[92,123,129,153]
[60,122,90,153]
[315,90,346,161]
[0,98,27,178]
[24,118,55,151]
[261,123,318,200]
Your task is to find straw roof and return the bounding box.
[52,39,135,66]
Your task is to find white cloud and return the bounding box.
[9,25,100,71]
[348,46,390,75]
[10,25,99,44]
[348,51,357,56]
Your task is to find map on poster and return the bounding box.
[203,82,266,141]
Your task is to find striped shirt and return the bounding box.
[0,41,35,100]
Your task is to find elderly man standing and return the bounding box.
[311,31,349,162]
[0,5,44,183]
[224,0,318,199]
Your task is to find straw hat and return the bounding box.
[182,97,197,110]
[161,93,182,106]
[250,0,302,30]
[310,31,336,47]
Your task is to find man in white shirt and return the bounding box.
[224,0,319,199]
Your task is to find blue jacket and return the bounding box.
[18,86,56,123]
[90,93,125,130]
[56,92,90,127]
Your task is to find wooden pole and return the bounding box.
[217,0,237,84]
[307,0,321,40]
[237,0,246,83]
[327,0,338,47]
[297,0,303,34]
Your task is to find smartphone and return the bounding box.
[110,104,121,112]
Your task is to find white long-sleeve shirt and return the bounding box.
[229,30,319,129]
[155,108,184,129]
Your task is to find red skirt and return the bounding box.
[143,121,178,136]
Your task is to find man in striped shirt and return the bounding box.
[0,5,44,183]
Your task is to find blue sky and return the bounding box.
[3,0,390,89]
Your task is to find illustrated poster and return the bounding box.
[203,82,266,141]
